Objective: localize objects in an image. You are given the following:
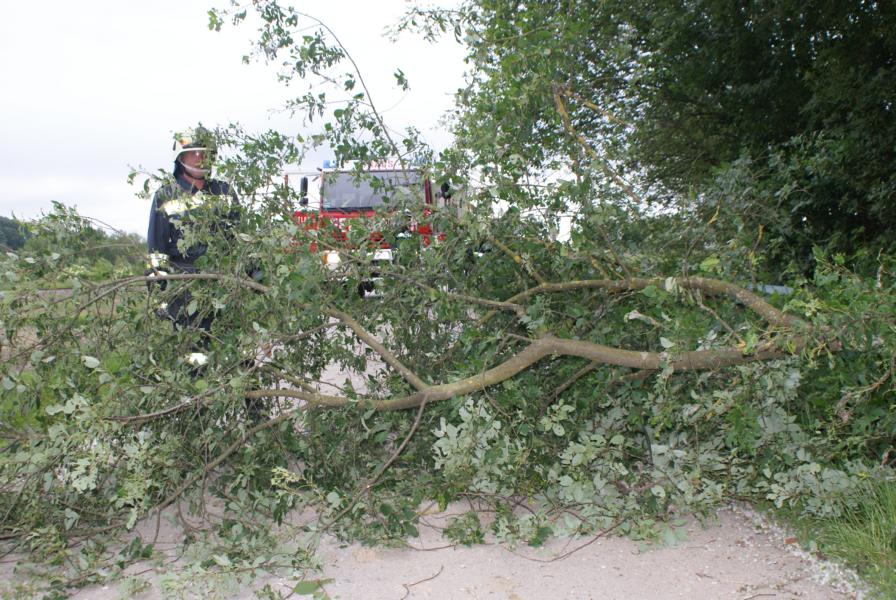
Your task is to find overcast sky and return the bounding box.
[0,1,465,235]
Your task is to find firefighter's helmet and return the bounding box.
[172,126,217,168]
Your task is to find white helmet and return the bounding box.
[172,126,217,176]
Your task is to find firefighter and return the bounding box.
[146,126,240,364]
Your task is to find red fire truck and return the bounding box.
[288,161,450,291]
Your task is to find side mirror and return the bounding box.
[300,176,309,207]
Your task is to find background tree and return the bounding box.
[414,0,895,274]
[0,215,29,251]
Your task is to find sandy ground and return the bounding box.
[283,506,863,600]
[33,503,859,600]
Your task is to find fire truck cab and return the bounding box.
[287,160,450,290]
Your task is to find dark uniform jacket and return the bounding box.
[147,173,239,270]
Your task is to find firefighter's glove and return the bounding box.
[145,253,170,291]
[144,268,169,292]
[184,352,209,367]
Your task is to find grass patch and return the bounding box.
[781,478,896,598]
[817,479,896,598]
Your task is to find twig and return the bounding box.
[151,509,163,546]
[261,364,320,394]
[276,321,339,343]
[695,295,744,344]
[320,398,430,531]
[387,272,527,318]
[68,270,428,394]
[400,565,444,599]
[324,307,429,391]
[404,543,457,552]
[107,397,200,424]
[541,359,600,409]
[552,85,636,281]
[552,85,643,208]
[292,10,406,167]
[509,517,627,563]
[107,361,250,424]
[555,84,629,125]
[482,276,807,329]
[150,406,305,515]
[488,235,548,286]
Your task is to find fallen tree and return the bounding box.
[1,205,887,554]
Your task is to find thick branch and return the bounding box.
[102,272,808,414]
[481,277,806,330]
[246,332,808,411]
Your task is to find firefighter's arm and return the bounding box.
[147,195,170,256]
[146,197,171,289]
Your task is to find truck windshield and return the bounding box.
[322,170,422,211]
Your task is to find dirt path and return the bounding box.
[50,503,862,600]
[289,506,861,600]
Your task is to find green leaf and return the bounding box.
[293,579,333,595]
[699,256,720,272]
[64,508,79,530]
[212,554,232,567]
[641,285,658,299]
[82,355,100,369]
[528,525,552,547]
